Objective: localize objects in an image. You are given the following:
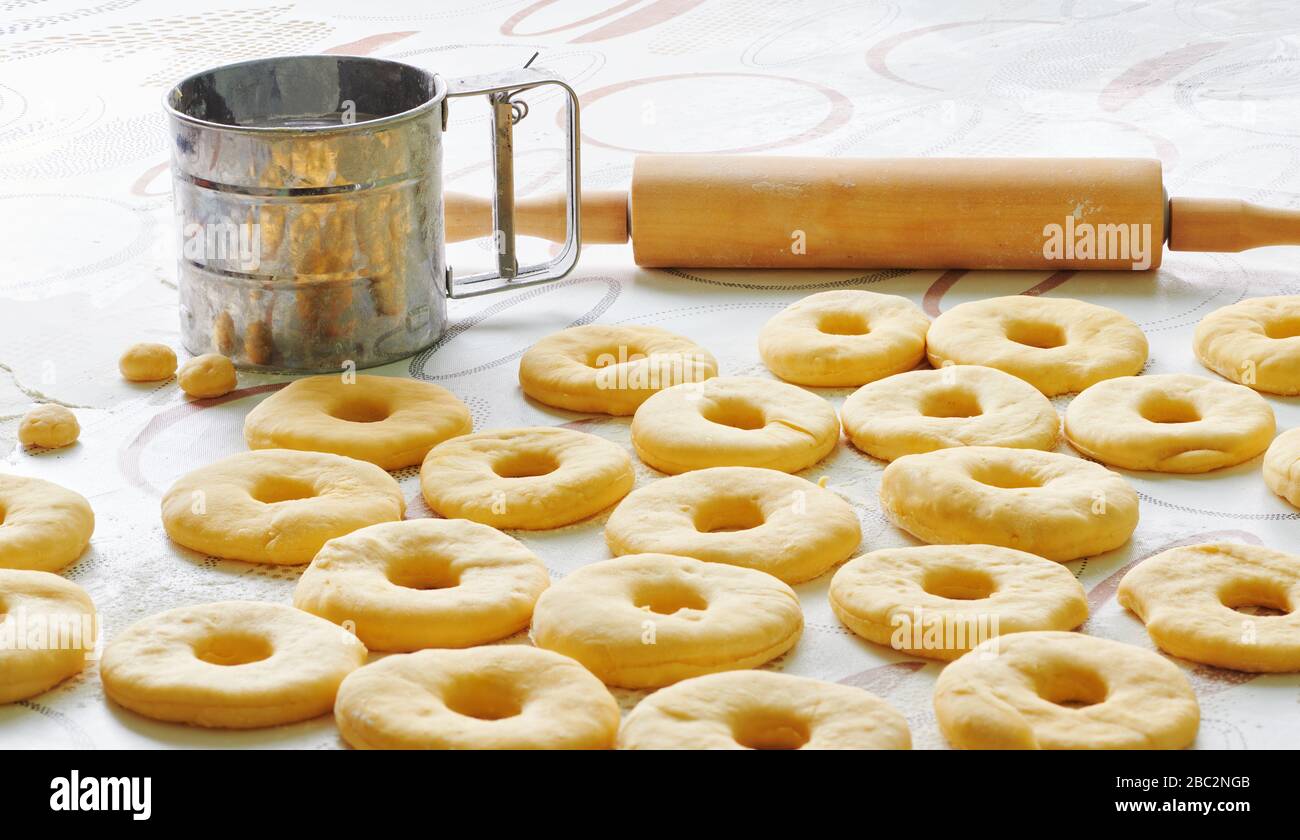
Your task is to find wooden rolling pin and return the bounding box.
[445,155,1300,271]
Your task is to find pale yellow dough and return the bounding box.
[335,645,620,749]
[1119,542,1300,672]
[0,473,94,572]
[294,519,550,651]
[879,447,1138,562]
[618,670,911,750]
[631,376,839,474]
[119,342,177,382]
[1065,373,1274,472]
[757,290,930,387]
[530,553,802,688]
[1194,295,1300,394]
[18,404,80,450]
[419,426,633,530]
[244,374,472,470]
[100,600,367,729]
[829,545,1087,661]
[1263,427,1300,507]
[926,296,1148,396]
[178,353,237,399]
[605,466,861,583]
[933,631,1199,750]
[161,449,404,565]
[0,569,96,703]
[519,324,718,415]
[841,365,1059,461]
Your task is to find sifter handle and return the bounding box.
[442,67,582,299]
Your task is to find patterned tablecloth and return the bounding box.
[2,0,1300,749]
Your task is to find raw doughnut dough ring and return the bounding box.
[530,553,803,688]
[244,374,472,470]
[1264,427,1300,507]
[841,365,1059,461]
[419,426,633,530]
[604,466,861,584]
[0,569,97,703]
[1118,542,1300,672]
[519,324,718,415]
[829,545,1088,660]
[294,519,550,651]
[1194,295,1300,394]
[18,404,80,449]
[334,645,620,749]
[0,474,94,572]
[758,290,930,387]
[933,631,1199,750]
[161,449,404,565]
[631,376,839,474]
[1065,373,1275,472]
[178,353,237,399]
[100,600,367,729]
[925,296,1148,396]
[879,447,1139,562]
[617,670,911,750]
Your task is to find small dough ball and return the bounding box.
[18,405,80,449]
[119,343,177,382]
[178,354,238,399]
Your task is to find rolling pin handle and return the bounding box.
[1169,197,1300,253]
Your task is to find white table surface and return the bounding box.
[2,0,1300,748]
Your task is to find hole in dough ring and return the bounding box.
[1264,427,1300,508]
[604,466,861,584]
[841,365,1059,461]
[879,447,1138,562]
[1064,373,1275,473]
[757,290,930,387]
[294,518,550,651]
[830,545,1088,661]
[1118,542,1300,672]
[631,376,839,474]
[617,670,911,750]
[243,374,472,470]
[933,631,1199,750]
[161,449,405,565]
[925,296,1148,396]
[99,600,367,729]
[419,427,634,529]
[334,645,620,749]
[0,474,94,572]
[1194,295,1300,395]
[0,569,97,703]
[530,553,803,688]
[518,324,718,415]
